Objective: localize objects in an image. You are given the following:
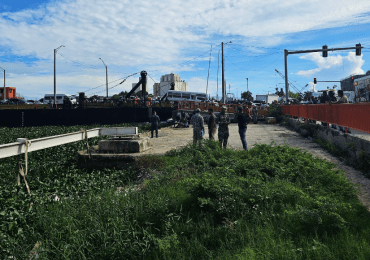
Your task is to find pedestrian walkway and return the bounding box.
[142,123,370,211]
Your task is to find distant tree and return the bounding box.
[241,91,253,101]
[136,91,149,98]
[118,91,128,97]
[289,91,300,99]
[303,91,312,101]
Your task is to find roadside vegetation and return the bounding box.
[286,117,370,177]
[1,124,370,259]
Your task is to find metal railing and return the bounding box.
[0,127,138,159]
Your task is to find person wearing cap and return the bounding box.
[190,108,205,145]
[207,108,217,141]
[235,106,251,150]
[216,106,230,149]
[150,111,160,138]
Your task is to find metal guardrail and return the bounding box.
[0,127,138,159]
[281,103,370,134]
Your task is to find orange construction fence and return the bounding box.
[281,103,370,134]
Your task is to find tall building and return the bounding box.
[153,73,188,97]
[131,77,143,94]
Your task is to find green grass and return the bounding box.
[1,127,370,259]
[0,123,155,258]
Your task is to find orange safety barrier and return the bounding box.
[281,103,370,134]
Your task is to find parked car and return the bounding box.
[8,98,29,104]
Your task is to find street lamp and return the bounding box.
[221,41,232,103]
[0,66,5,101]
[54,45,65,108]
[99,58,108,98]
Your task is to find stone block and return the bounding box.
[99,138,150,153]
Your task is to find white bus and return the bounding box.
[44,94,76,104]
[165,91,207,102]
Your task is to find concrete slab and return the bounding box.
[98,138,150,153]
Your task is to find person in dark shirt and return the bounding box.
[150,111,160,138]
[320,91,330,104]
[236,106,250,150]
[207,108,217,141]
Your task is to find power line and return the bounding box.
[83,77,126,93]
[146,44,219,73]
[91,72,140,95]
[57,53,103,70]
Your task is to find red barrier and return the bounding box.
[281,103,370,133]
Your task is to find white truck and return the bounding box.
[255,94,279,104]
[354,75,370,102]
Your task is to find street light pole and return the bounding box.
[0,67,5,101]
[221,41,232,104]
[54,45,65,108]
[99,58,108,98]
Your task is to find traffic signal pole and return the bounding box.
[222,42,225,104]
[2,69,5,101]
[284,44,362,103]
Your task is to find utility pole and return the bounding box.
[246,78,248,93]
[0,67,5,101]
[284,44,363,103]
[99,58,108,98]
[222,42,225,103]
[54,45,65,108]
[206,45,212,103]
[217,50,220,101]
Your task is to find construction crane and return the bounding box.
[299,83,309,93]
[274,69,302,95]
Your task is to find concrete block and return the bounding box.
[99,138,150,153]
[266,117,276,124]
[284,117,370,163]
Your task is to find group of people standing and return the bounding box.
[190,106,251,150]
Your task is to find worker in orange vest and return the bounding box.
[134,96,139,107]
[148,96,152,106]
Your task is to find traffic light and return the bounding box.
[322,45,328,57]
[314,78,317,84]
[356,43,361,56]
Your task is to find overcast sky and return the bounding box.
[1,0,370,100]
